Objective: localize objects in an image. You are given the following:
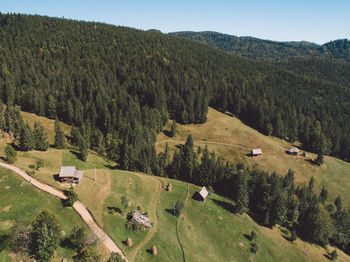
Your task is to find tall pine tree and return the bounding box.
[235,170,249,214]
[54,118,66,149]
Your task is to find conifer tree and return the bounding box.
[46,95,56,119]
[33,122,49,151]
[235,170,249,214]
[70,125,81,146]
[79,137,88,161]
[291,229,297,242]
[32,209,61,261]
[54,118,66,149]
[181,134,195,181]
[319,187,328,203]
[170,119,177,137]
[335,196,342,212]
[315,153,324,166]
[19,123,33,151]
[120,141,131,170]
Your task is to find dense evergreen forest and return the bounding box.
[0,13,350,168]
[171,31,350,63]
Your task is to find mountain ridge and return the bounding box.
[170,31,350,62]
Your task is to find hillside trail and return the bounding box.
[125,171,164,261]
[0,161,128,262]
[155,139,248,149]
[176,184,189,262]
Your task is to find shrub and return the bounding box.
[76,245,102,262]
[108,252,126,262]
[64,186,78,207]
[330,250,338,261]
[69,225,86,250]
[35,159,45,170]
[174,201,184,217]
[5,145,17,164]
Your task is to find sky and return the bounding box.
[1,0,349,44]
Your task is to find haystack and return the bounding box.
[167,183,172,192]
[126,237,133,247]
[152,245,157,256]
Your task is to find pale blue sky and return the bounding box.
[1,0,349,44]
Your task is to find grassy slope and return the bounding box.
[156,107,350,208]
[20,111,71,144]
[1,111,350,261]
[1,147,349,261]
[0,167,85,261]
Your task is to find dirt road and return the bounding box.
[0,161,128,261]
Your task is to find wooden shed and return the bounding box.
[287,147,299,155]
[251,149,262,156]
[199,186,209,201]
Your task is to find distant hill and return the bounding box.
[170,31,350,63]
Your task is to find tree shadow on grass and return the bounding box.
[53,174,60,181]
[163,130,172,137]
[104,164,117,170]
[107,206,123,215]
[9,142,21,151]
[211,198,235,214]
[175,144,184,150]
[165,208,176,216]
[70,150,82,160]
[60,237,73,249]
[323,254,332,260]
[243,234,252,241]
[305,159,319,166]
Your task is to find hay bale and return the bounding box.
[126,237,133,247]
[152,245,157,256]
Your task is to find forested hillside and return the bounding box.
[171,31,350,63]
[0,13,350,172]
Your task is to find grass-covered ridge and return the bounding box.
[1,143,349,261]
[157,108,350,209]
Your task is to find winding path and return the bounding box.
[125,171,163,261]
[0,161,128,262]
[155,139,249,149]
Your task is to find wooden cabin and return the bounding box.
[287,147,299,155]
[251,148,262,156]
[59,166,83,184]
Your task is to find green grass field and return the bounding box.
[156,107,350,209]
[1,147,349,261]
[0,167,85,261]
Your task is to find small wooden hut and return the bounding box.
[287,147,299,155]
[251,149,262,156]
[199,186,209,202]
